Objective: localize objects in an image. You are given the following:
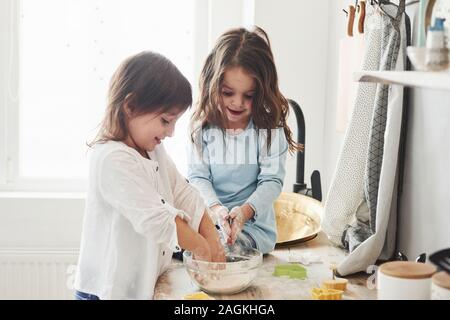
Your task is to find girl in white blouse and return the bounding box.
[74,51,225,300]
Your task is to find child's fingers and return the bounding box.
[193,245,212,262]
[211,238,226,263]
[220,212,231,222]
[217,206,229,218]
[221,225,231,237]
[219,218,232,235]
[212,251,226,263]
[229,223,240,244]
[229,207,241,219]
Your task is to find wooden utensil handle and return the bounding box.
[358,1,366,34]
[347,5,356,37]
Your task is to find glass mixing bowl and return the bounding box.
[183,247,262,295]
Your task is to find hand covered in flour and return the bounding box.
[197,210,226,263]
[228,206,246,245]
[211,205,231,242]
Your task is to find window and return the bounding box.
[1,0,206,191]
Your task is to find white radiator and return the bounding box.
[0,250,78,300]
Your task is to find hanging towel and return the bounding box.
[322,6,384,247]
[343,1,405,251]
[322,1,407,276]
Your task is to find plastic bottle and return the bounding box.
[425,18,449,70]
[427,18,446,49]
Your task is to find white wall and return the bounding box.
[0,194,84,249]
[397,4,450,258]
[398,87,450,258]
[323,0,348,198]
[253,0,330,193]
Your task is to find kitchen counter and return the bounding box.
[154,232,377,300]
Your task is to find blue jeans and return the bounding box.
[75,290,100,300]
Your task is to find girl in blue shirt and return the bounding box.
[188,27,301,254]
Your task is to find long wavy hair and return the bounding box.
[190,26,302,154]
[88,51,192,147]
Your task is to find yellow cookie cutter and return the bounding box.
[311,288,343,300]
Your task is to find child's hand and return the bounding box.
[192,240,212,262]
[213,206,232,241]
[199,208,226,262]
[209,235,226,263]
[196,210,226,263]
[211,205,229,221]
[228,206,246,244]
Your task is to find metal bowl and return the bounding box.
[183,247,262,295]
[274,192,322,245]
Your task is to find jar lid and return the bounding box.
[432,271,450,289]
[379,261,437,279]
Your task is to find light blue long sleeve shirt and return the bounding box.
[187,119,288,253]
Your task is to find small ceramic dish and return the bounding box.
[407,46,450,71]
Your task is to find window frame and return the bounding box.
[0,0,250,193]
[0,0,21,190]
[0,0,213,192]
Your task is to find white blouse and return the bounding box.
[74,141,206,299]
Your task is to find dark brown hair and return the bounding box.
[89,51,192,146]
[190,26,301,153]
